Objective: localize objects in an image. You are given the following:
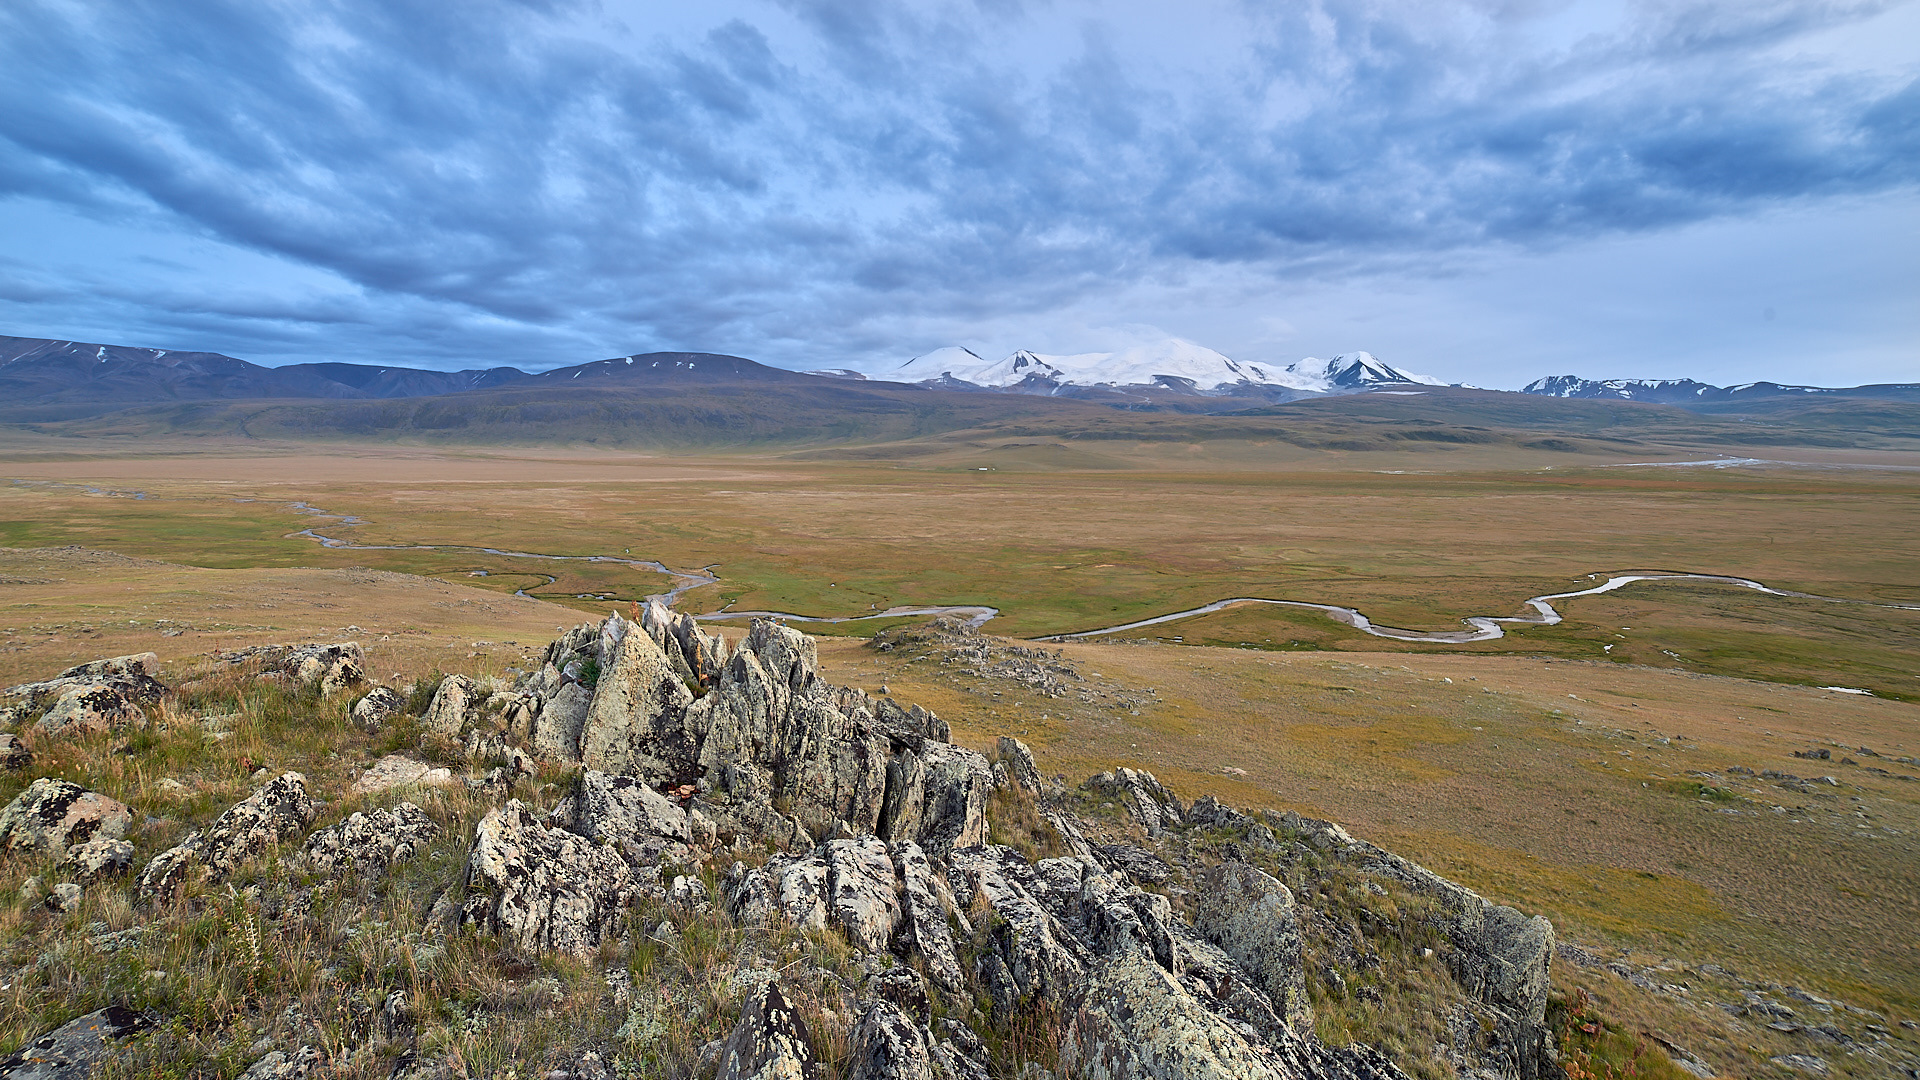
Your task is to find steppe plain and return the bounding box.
[2,417,1917,1078]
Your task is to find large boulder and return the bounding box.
[725,836,901,955]
[878,741,991,861]
[0,779,132,856]
[351,754,455,795]
[461,800,636,955]
[893,841,966,993]
[136,772,317,901]
[719,981,820,1080]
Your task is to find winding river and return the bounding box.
[280,502,1916,644]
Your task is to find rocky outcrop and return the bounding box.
[719,981,820,1080]
[1060,954,1406,1080]
[137,773,317,901]
[0,1005,157,1079]
[0,779,132,856]
[300,803,440,875]
[489,614,986,858]
[461,800,637,955]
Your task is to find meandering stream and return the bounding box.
[281,503,1916,644]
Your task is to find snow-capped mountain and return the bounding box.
[887,341,1440,398]
[1522,376,1721,401]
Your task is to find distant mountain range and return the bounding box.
[5,334,1915,431]
[1521,375,1920,403]
[815,341,1444,403]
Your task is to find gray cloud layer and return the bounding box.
[1,0,1913,375]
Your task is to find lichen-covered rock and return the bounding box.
[725,835,901,954]
[238,1045,323,1080]
[580,615,697,780]
[560,770,695,847]
[847,999,934,1080]
[2,653,163,732]
[879,742,991,861]
[1060,954,1294,1080]
[827,836,903,954]
[350,686,404,729]
[640,598,728,689]
[947,846,1087,1012]
[462,800,636,955]
[995,736,1047,794]
[422,675,482,738]
[59,837,134,886]
[300,803,440,875]
[0,779,132,855]
[136,772,317,901]
[0,1005,157,1079]
[719,981,820,1080]
[1192,861,1312,1035]
[894,841,967,993]
[531,682,590,763]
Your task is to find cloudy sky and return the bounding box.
[1,0,1914,389]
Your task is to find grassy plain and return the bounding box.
[1,427,1917,1075]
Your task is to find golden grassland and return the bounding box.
[1,433,1917,1075]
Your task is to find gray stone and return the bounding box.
[461,799,636,955]
[531,681,590,763]
[239,1046,323,1080]
[560,770,696,847]
[0,779,132,855]
[422,675,483,739]
[725,836,901,955]
[136,772,317,901]
[300,802,440,875]
[59,837,134,886]
[995,736,1047,794]
[350,686,405,729]
[0,1005,157,1079]
[36,685,147,736]
[44,882,81,913]
[720,981,820,1080]
[0,734,29,770]
[351,754,456,795]
[1059,954,1293,1080]
[1191,862,1312,1035]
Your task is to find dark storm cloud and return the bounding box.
[0,0,1912,369]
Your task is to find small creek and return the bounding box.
[280,503,1918,645]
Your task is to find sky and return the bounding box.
[0,0,1914,390]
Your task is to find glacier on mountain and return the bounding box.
[886,340,1440,396]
